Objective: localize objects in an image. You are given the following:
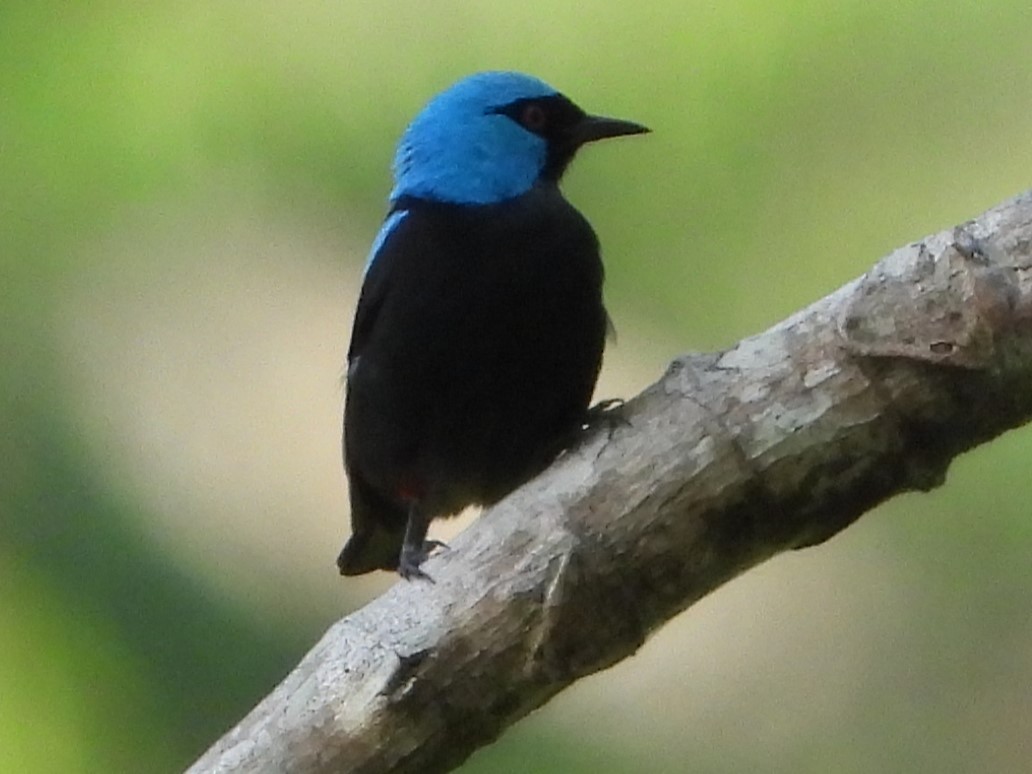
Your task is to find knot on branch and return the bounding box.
[839,228,1022,369]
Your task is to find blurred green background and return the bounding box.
[3,1,1032,772]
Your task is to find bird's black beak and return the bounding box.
[574,114,650,146]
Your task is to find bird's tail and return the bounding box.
[336,469,406,576]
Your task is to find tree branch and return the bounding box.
[188,191,1032,774]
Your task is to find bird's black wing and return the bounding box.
[347,224,402,365]
[338,209,414,575]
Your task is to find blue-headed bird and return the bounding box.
[337,71,648,580]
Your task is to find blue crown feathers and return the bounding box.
[390,71,560,205]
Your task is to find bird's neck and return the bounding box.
[390,182,562,214]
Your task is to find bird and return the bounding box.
[337,71,648,580]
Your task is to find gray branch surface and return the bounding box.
[188,191,1032,774]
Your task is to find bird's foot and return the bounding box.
[584,398,630,438]
[398,539,448,582]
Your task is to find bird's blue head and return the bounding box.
[390,71,648,206]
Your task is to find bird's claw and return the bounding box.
[398,539,448,582]
[584,398,630,437]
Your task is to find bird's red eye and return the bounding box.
[520,103,547,132]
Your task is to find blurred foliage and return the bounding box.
[3,1,1032,772]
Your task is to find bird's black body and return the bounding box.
[339,189,607,574]
[336,72,647,578]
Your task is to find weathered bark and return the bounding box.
[188,191,1032,774]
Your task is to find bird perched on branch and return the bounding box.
[337,71,648,580]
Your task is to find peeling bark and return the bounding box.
[188,191,1032,774]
